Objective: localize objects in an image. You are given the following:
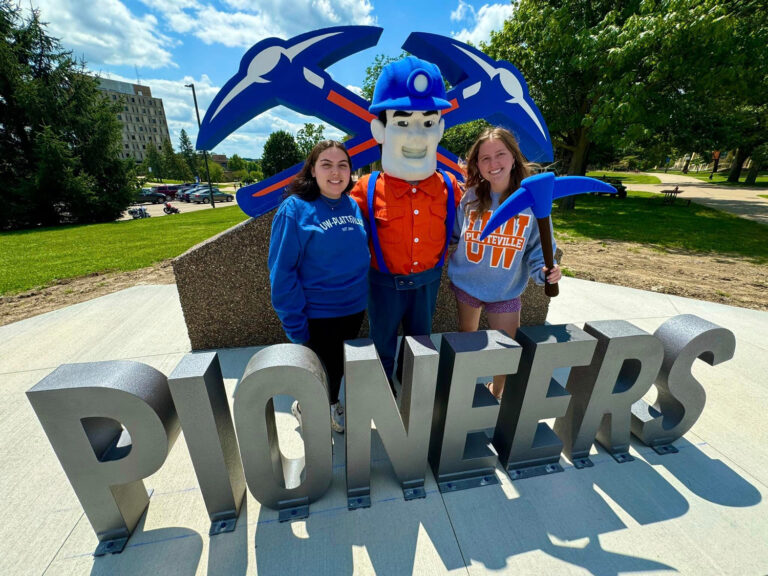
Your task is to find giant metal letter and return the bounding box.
[233,344,332,521]
[494,324,596,479]
[554,320,664,467]
[168,353,246,534]
[429,331,521,492]
[26,361,179,555]
[631,314,735,453]
[345,336,439,508]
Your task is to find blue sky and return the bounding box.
[31,0,515,159]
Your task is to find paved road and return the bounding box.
[630,173,768,225]
[119,187,240,221]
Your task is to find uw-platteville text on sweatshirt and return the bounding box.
[268,194,370,343]
[447,188,556,302]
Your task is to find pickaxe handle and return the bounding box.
[536,217,559,298]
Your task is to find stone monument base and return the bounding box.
[173,213,561,350]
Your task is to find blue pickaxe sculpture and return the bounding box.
[479,172,617,297]
[197,26,554,218]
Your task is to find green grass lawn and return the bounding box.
[585,171,661,185]
[552,191,768,264]
[3,191,766,297]
[0,206,249,295]
[651,170,768,188]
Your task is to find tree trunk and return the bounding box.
[745,160,761,185]
[560,130,590,212]
[728,148,749,182]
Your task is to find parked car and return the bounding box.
[179,185,208,202]
[190,188,234,204]
[136,188,167,204]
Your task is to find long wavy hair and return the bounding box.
[288,140,353,201]
[465,127,530,217]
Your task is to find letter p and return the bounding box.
[26,361,179,554]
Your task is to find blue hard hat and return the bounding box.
[369,56,452,115]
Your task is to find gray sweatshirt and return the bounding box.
[447,187,556,302]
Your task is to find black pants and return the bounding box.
[307,310,365,404]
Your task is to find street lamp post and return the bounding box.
[185,83,215,208]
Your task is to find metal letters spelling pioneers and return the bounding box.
[27,315,734,554]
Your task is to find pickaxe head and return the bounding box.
[479,173,617,240]
[196,26,382,151]
[403,32,553,163]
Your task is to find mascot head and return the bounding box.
[369,56,451,182]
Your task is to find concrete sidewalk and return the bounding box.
[629,172,768,225]
[1,278,767,575]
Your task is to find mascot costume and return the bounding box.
[350,57,461,385]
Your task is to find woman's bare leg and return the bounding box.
[486,310,521,398]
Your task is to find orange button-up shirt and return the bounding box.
[351,171,462,275]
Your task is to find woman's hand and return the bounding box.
[544,264,562,284]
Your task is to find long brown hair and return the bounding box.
[288,140,353,201]
[465,127,530,217]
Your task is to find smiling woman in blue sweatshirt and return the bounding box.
[268,140,370,434]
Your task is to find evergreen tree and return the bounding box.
[0,2,136,229]
[178,129,197,178]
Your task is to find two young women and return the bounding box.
[268,129,560,432]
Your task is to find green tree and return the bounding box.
[161,139,177,179]
[261,130,302,178]
[441,120,490,159]
[178,128,197,177]
[296,123,325,157]
[484,0,755,176]
[145,143,164,181]
[228,153,245,171]
[0,2,136,228]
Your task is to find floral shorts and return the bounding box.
[450,283,522,313]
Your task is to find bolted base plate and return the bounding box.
[209,518,237,535]
[507,462,564,481]
[403,486,426,501]
[571,457,594,470]
[278,504,309,522]
[94,536,128,557]
[610,451,635,464]
[347,495,371,510]
[438,473,498,493]
[652,444,678,455]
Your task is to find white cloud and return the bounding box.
[450,0,474,23]
[143,0,375,49]
[33,0,176,69]
[345,85,364,97]
[451,3,514,46]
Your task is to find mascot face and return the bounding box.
[371,110,445,182]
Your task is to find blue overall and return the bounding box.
[366,170,455,381]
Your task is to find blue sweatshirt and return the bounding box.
[268,194,370,343]
[447,188,556,302]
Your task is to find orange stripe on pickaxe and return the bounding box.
[327,90,376,123]
[348,138,378,156]
[437,152,465,177]
[442,98,459,115]
[252,176,294,198]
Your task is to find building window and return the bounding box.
[124,106,128,111]
[111,94,116,100]
[153,127,157,132]
[131,97,135,102]
[139,127,143,132]
[131,135,136,140]
[117,114,121,120]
